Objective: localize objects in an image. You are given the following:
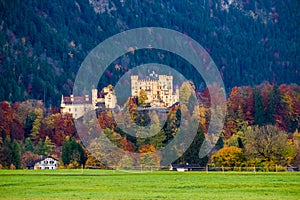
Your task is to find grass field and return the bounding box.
[0,170,299,199]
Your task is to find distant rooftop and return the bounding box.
[135,71,171,81]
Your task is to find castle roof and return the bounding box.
[98,92,107,98]
[137,75,159,81]
[62,96,92,104]
[62,90,110,105]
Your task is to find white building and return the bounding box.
[103,85,117,109]
[61,86,117,119]
[131,72,179,107]
[27,156,59,170]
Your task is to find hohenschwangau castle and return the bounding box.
[131,71,179,107]
[61,72,179,119]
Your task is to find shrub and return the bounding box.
[58,165,65,169]
[276,165,287,172]
[10,164,16,170]
[66,163,74,169]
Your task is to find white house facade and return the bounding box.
[27,156,59,170]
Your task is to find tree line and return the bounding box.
[0,82,300,169]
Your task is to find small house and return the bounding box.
[26,156,59,170]
[170,164,203,171]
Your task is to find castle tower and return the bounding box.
[173,86,179,104]
[60,95,66,114]
[131,75,139,97]
[61,95,65,107]
[92,88,98,108]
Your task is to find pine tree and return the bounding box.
[149,112,166,149]
[266,85,280,125]
[35,138,47,156]
[254,89,265,126]
[0,138,21,169]
[11,140,21,169]
[24,137,35,152]
[0,137,12,168]
[62,137,86,167]
[136,127,149,149]
[180,125,206,165]
[24,112,36,138]
[61,138,71,165]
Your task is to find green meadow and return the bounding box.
[0,170,299,199]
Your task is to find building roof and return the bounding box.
[62,90,110,105]
[143,75,159,81]
[62,96,92,104]
[135,71,162,81]
[98,92,107,98]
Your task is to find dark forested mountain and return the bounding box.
[0,0,299,106]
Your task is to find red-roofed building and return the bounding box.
[61,86,117,119]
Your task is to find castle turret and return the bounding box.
[131,75,139,97]
[92,88,98,107]
[61,95,65,107]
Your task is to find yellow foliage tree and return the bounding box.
[211,146,246,167]
[30,108,43,141]
[138,89,148,107]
